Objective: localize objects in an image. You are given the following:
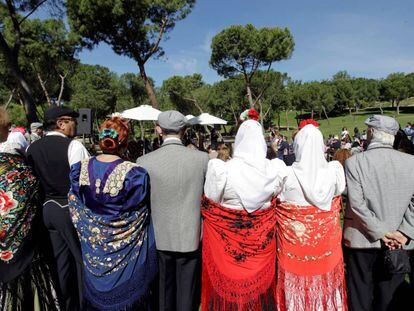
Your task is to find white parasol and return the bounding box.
[120,105,161,121]
[187,113,227,125]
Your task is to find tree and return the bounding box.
[113,72,150,112]
[352,78,379,112]
[331,71,356,114]
[0,0,61,123]
[160,73,206,115]
[67,0,195,109]
[380,73,410,115]
[249,70,288,125]
[69,64,117,120]
[18,18,79,107]
[207,77,246,125]
[210,24,294,108]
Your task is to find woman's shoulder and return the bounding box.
[327,160,344,172]
[208,158,228,172]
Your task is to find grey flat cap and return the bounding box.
[365,115,399,135]
[157,110,187,131]
[30,122,43,131]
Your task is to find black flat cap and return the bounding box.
[44,107,79,122]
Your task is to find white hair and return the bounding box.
[371,128,395,146]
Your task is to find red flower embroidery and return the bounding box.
[0,190,18,216]
[0,230,5,240]
[0,250,13,262]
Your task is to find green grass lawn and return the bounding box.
[275,105,414,138]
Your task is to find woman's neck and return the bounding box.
[96,154,121,162]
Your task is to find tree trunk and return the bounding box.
[285,110,290,130]
[311,109,314,119]
[138,62,159,109]
[57,74,67,106]
[4,89,15,109]
[36,72,52,106]
[258,99,263,125]
[246,83,254,108]
[379,102,384,114]
[322,106,330,124]
[277,112,281,130]
[2,57,37,123]
[396,101,400,115]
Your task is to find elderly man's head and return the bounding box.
[44,107,79,138]
[156,110,187,138]
[365,115,399,146]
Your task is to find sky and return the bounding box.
[76,0,414,87]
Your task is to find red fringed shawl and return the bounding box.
[275,196,347,311]
[201,196,278,311]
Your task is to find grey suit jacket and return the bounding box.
[136,139,209,252]
[343,144,414,249]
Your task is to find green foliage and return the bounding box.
[380,73,410,103]
[6,103,27,126]
[113,73,150,112]
[160,73,206,115]
[67,0,195,60]
[67,0,195,108]
[69,64,117,120]
[210,24,294,78]
[331,71,356,113]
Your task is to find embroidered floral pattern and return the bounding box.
[79,158,91,187]
[0,190,18,216]
[0,154,38,263]
[102,161,137,197]
[69,190,149,276]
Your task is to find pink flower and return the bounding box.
[0,250,13,262]
[0,190,18,216]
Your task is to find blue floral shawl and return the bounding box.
[69,157,157,310]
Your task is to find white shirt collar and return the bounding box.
[46,131,67,138]
[163,137,181,143]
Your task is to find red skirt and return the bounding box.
[275,196,347,311]
[201,196,278,311]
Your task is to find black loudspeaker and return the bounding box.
[76,108,93,136]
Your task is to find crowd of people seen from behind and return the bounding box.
[1,104,414,311]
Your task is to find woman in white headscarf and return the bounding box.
[275,123,347,311]
[202,119,286,311]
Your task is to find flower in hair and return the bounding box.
[299,119,319,129]
[99,128,119,141]
[248,109,260,121]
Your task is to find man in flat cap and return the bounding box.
[27,106,89,311]
[29,122,44,143]
[137,110,209,311]
[343,115,414,311]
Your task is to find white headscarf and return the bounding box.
[227,120,282,211]
[292,124,338,211]
[0,132,28,154]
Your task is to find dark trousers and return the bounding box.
[156,249,200,311]
[43,200,83,311]
[344,247,409,311]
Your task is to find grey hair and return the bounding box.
[371,128,395,146]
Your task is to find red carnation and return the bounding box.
[248,109,260,121]
[299,119,319,129]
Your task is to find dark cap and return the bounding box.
[157,110,187,132]
[44,107,79,122]
[364,115,399,135]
